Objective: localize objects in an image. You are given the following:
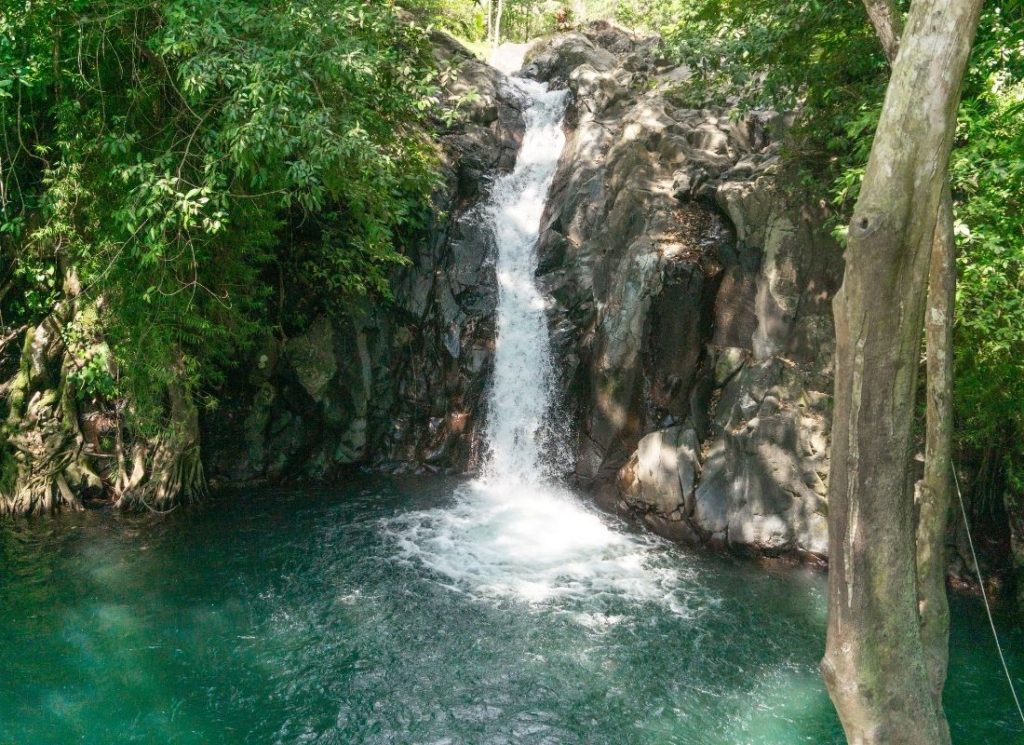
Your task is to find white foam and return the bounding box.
[386,479,696,613]
[383,78,704,619]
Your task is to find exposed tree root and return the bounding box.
[1,304,206,515]
[1,310,100,514]
[113,378,207,512]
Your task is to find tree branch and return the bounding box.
[861,0,903,65]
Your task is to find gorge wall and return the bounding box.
[526,25,842,557]
[204,25,844,559]
[203,33,525,483]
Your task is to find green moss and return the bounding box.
[4,328,35,426]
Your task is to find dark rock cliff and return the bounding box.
[202,34,525,483]
[527,23,843,557]
[202,25,845,559]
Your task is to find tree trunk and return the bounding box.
[486,0,493,47]
[822,1,982,743]
[860,0,957,711]
[112,363,206,513]
[494,0,503,47]
[917,186,955,704]
[1,307,206,515]
[1,304,100,514]
[861,0,903,63]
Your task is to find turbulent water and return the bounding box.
[385,78,699,616]
[484,76,566,484]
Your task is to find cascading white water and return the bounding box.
[385,77,700,618]
[484,77,567,484]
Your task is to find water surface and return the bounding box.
[1,476,1021,744]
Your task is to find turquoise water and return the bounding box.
[1,475,1022,744]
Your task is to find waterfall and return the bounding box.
[484,78,568,485]
[384,76,692,617]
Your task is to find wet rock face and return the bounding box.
[530,22,841,557]
[202,34,526,484]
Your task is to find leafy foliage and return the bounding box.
[406,0,489,41]
[408,0,577,46]
[950,6,1024,487]
[1,0,441,426]
[497,0,575,41]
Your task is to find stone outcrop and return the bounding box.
[528,22,842,557]
[202,34,526,484]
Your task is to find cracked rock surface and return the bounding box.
[529,22,842,557]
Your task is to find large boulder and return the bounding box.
[529,23,842,557]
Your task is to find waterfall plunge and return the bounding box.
[484,78,567,485]
[385,78,696,617]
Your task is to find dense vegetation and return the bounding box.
[0,0,448,508]
[1,0,442,407]
[413,0,578,45]
[1,2,1015,740]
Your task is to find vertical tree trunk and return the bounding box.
[861,0,903,62]
[494,0,503,47]
[822,1,982,743]
[1,275,103,515]
[112,377,206,513]
[486,0,493,47]
[917,187,955,704]
[860,0,958,712]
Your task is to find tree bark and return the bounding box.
[112,368,206,513]
[917,186,955,705]
[822,1,982,743]
[861,0,903,63]
[486,0,493,47]
[860,0,957,712]
[1,305,99,514]
[1,306,206,515]
[494,0,503,47]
